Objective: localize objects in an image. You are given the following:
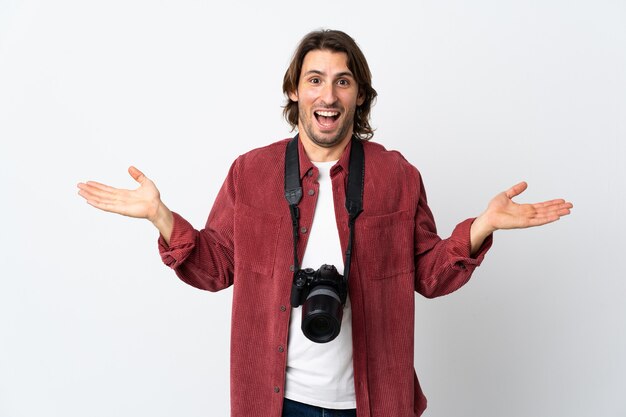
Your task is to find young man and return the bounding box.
[78,30,572,417]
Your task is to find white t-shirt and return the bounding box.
[284,160,356,409]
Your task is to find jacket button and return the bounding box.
[278,346,284,353]
[280,305,287,312]
[300,226,308,234]
[308,189,315,196]
[274,386,280,393]
[307,170,313,177]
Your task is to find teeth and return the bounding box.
[315,111,339,117]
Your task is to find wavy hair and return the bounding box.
[282,29,377,140]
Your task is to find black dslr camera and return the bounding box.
[290,264,348,343]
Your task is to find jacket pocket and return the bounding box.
[357,210,415,279]
[233,202,282,276]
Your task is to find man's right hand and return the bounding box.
[77,166,174,244]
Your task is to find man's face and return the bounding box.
[289,49,364,150]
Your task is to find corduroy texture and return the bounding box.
[158,137,493,417]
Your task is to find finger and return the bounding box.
[505,181,528,199]
[78,182,133,206]
[532,199,566,208]
[82,181,119,193]
[556,208,572,216]
[527,215,560,227]
[78,183,117,200]
[548,205,572,217]
[80,185,130,210]
[77,188,91,201]
[534,201,574,212]
[78,188,117,205]
[526,206,572,226]
[78,187,102,202]
[532,202,574,215]
[128,166,146,184]
[84,198,124,215]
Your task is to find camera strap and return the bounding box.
[284,134,364,295]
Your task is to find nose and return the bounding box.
[320,82,338,106]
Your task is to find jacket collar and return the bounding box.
[296,134,354,180]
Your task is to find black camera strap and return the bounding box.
[284,134,364,298]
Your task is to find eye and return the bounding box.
[337,79,350,87]
[309,77,321,84]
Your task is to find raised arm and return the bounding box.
[469,181,573,255]
[77,166,174,244]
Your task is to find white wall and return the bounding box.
[1,1,624,416]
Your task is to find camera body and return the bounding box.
[290,264,347,343]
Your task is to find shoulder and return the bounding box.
[235,138,290,167]
[360,139,426,214]
[362,140,412,164]
[361,139,421,180]
[222,138,291,208]
[226,138,291,181]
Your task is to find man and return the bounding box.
[77,30,572,417]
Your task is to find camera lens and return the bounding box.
[308,316,331,338]
[301,285,343,343]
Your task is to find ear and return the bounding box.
[356,89,365,106]
[288,89,299,102]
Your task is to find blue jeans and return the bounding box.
[281,398,357,417]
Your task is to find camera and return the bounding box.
[290,264,348,343]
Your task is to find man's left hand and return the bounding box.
[469,181,573,255]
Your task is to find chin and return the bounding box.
[311,135,343,148]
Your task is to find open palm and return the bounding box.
[77,166,161,222]
[484,182,573,231]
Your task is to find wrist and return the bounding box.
[150,201,173,230]
[473,212,497,237]
[470,214,496,256]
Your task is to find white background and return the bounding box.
[1,1,625,416]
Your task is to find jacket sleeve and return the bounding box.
[157,160,238,292]
[413,173,493,298]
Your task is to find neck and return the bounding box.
[299,132,352,162]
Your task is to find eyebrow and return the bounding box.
[303,69,355,79]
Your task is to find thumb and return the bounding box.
[505,181,528,199]
[128,166,147,184]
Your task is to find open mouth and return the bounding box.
[314,110,340,129]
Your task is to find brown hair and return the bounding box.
[282,29,377,140]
